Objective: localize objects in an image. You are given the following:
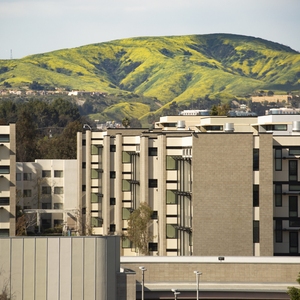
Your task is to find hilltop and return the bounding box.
[0,33,299,123]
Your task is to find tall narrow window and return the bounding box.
[275,184,282,207]
[289,196,298,217]
[275,220,282,243]
[253,149,259,171]
[253,185,259,207]
[275,148,282,171]
[289,232,298,254]
[289,160,298,181]
[253,221,259,243]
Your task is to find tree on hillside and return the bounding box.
[122,117,130,128]
[16,109,39,162]
[210,103,231,116]
[287,272,300,300]
[127,202,153,255]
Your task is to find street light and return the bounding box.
[139,266,147,300]
[171,289,180,300]
[194,271,202,300]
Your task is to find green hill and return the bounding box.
[1,33,300,122]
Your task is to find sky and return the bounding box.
[0,0,299,59]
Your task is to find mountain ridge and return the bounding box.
[1,33,300,123]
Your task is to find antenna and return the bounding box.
[10,49,12,59]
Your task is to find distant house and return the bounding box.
[251,94,291,103]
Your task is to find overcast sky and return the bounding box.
[0,0,299,59]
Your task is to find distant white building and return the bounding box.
[16,160,78,233]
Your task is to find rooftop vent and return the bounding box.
[292,121,300,132]
[177,120,186,130]
[224,123,234,133]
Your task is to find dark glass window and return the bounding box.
[253,221,259,243]
[110,198,116,205]
[148,147,158,156]
[110,171,116,179]
[289,160,298,181]
[110,145,116,152]
[275,148,282,171]
[275,220,282,243]
[0,166,10,174]
[289,196,298,217]
[290,232,298,254]
[0,135,9,142]
[0,197,9,205]
[253,185,259,207]
[149,242,158,252]
[289,147,300,156]
[149,179,158,188]
[110,224,116,232]
[253,149,259,171]
[151,211,158,219]
[275,184,282,207]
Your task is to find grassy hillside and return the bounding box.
[1,33,299,123]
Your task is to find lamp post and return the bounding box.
[194,271,202,300]
[171,289,180,300]
[139,266,147,300]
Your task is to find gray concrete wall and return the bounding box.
[0,236,120,300]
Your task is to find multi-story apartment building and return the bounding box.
[16,160,78,233]
[78,110,300,256]
[0,124,16,237]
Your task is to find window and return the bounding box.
[149,179,157,188]
[110,145,116,152]
[289,147,300,156]
[122,207,131,220]
[166,156,177,170]
[23,173,32,181]
[91,217,103,227]
[289,196,298,217]
[42,186,51,194]
[275,184,282,207]
[266,124,287,131]
[0,229,9,237]
[253,185,259,207]
[253,149,259,171]
[82,162,86,169]
[110,224,116,232]
[54,187,63,194]
[42,203,51,209]
[253,221,259,243]
[54,219,63,227]
[91,193,102,203]
[54,170,63,177]
[42,170,51,177]
[110,171,116,179]
[166,224,178,239]
[275,149,282,171]
[54,203,63,209]
[16,173,21,181]
[0,166,9,174]
[290,219,300,227]
[205,125,223,131]
[122,237,132,248]
[0,197,9,205]
[122,151,131,163]
[289,184,300,191]
[91,145,99,155]
[0,135,9,142]
[42,219,51,229]
[151,211,158,219]
[149,242,158,252]
[290,232,298,254]
[23,190,32,197]
[82,185,86,191]
[275,220,282,243]
[122,180,131,191]
[149,147,157,156]
[289,160,298,181]
[110,198,116,205]
[91,169,99,179]
[166,190,177,204]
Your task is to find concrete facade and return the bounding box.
[0,124,16,237]
[0,236,122,300]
